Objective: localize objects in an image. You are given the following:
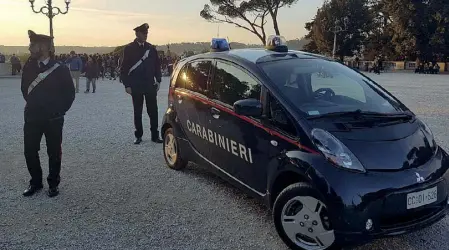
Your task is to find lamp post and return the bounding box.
[29,0,71,38]
[327,17,349,59]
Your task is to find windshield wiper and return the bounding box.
[307,109,413,120]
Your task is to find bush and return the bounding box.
[19,54,30,63]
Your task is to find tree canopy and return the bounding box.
[303,0,372,60]
[304,0,449,61]
[200,0,299,45]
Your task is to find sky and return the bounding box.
[0,0,324,46]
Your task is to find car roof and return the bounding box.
[184,48,331,65]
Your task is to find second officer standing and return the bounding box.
[120,23,163,144]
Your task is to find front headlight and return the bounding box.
[311,128,366,173]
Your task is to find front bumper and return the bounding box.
[308,147,449,245]
[335,187,448,246]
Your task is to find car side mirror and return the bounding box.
[233,99,263,118]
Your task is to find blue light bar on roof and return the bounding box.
[210,38,230,52]
[265,35,288,52]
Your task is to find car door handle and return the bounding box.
[211,107,220,119]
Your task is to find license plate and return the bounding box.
[406,186,438,209]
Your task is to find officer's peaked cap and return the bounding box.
[134,23,149,32]
[28,30,53,43]
[28,30,55,53]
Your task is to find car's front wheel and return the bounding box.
[163,128,187,170]
[273,183,340,250]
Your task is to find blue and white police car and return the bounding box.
[161,36,449,250]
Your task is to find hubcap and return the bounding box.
[281,196,335,250]
[164,133,177,165]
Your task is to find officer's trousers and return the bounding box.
[132,92,158,139]
[24,117,64,188]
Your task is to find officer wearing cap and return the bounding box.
[120,23,163,144]
[21,30,75,197]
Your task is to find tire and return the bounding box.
[273,183,341,250]
[163,128,187,170]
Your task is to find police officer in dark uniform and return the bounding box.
[120,23,163,144]
[21,30,75,197]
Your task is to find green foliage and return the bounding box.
[113,45,126,55]
[304,0,372,60]
[378,0,449,61]
[18,54,30,63]
[304,0,449,61]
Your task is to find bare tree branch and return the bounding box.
[200,1,269,44]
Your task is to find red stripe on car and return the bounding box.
[174,89,319,154]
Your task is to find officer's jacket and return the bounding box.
[21,58,76,122]
[120,40,162,93]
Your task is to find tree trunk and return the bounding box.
[272,16,280,35]
[269,10,280,35]
[251,28,266,45]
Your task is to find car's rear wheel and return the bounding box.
[163,128,187,170]
[273,183,340,250]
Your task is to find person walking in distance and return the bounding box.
[66,50,83,93]
[21,30,75,197]
[84,56,99,93]
[120,23,163,144]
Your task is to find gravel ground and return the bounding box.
[0,73,448,250]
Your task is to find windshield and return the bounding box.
[259,58,406,117]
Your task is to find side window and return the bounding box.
[310,73,366,102]
[268,94,297,136]
[211,61,261,106]
[175,60,212,95]
[175,63,189,89]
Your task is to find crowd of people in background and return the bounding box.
[2,53,23,75]
[369,55,385,74]
[55,52,121,81]
[54,50,176,94]
[415,61,441,74]
[2,50,443,80]
[0,50,178,79]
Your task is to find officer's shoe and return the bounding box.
[47,187,59,197]
[151,135,163,143]
[134,137,143,145]
[23,185,43,197]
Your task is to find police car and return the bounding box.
[161,36,449,250]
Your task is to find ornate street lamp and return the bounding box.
[29,0,71,38]
[326,17,349,59]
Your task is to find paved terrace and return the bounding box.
[1,74,449,250]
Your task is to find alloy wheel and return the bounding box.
[281,196,335,250]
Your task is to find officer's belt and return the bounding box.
[128,49,150,75]
[28,63,60,95]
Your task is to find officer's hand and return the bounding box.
[154,82,161,92]
[125,87,132,95]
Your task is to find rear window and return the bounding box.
[259,59,404,116]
